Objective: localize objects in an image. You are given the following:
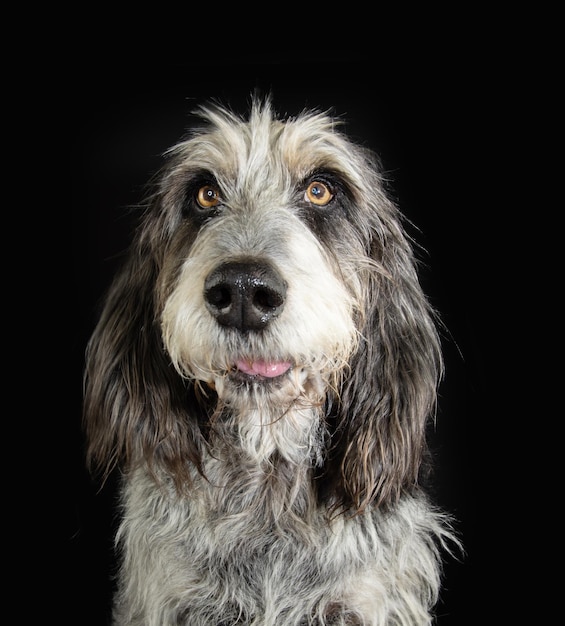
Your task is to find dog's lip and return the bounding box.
[233,359,292,379]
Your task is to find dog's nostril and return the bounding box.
[206,285,232,309]
[204,261,287,332]
[254,286,284,312]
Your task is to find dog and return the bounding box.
[83,96,459,625]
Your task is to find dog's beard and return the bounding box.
[162,310,343,465]
[192,358,331,467]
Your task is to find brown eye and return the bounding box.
[305,180,333,206]
[196,184,221,208]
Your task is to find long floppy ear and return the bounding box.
[329,200,442,515]
[83,215,208,488]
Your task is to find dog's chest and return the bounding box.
[127,459,340,560]
[121,466,360,617]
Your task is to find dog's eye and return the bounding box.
[196,184,221,209]
[304,180,334,206]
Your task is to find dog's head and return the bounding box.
[83,97,442,514]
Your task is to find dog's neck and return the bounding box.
[200,402,328,528]
[206,367,329,466]
[209,402,327,468]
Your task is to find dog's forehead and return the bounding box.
[172,105,362,188]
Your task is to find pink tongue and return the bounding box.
[235,359,292,378]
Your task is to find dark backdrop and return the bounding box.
[70,61,484,625]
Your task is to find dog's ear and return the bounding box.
[328,218,442,515]
[83,228,207,487]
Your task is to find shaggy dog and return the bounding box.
[83,97,459,625]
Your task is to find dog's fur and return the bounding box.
[84,97,459,625]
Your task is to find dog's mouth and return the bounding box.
[203,357,327,404]
[229,358,293,383]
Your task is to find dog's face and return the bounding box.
[84,98,442,512]
[157,102,376,412]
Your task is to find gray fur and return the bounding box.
[84,97,459,625]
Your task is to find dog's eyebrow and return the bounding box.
[300,168,344,185]
[185,169,219,184]
[303,167,338,179]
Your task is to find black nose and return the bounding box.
[204,261,287,332]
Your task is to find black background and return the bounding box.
[69,59,488,625]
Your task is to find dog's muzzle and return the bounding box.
[203,260,293,382]
[204,260,287,333]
